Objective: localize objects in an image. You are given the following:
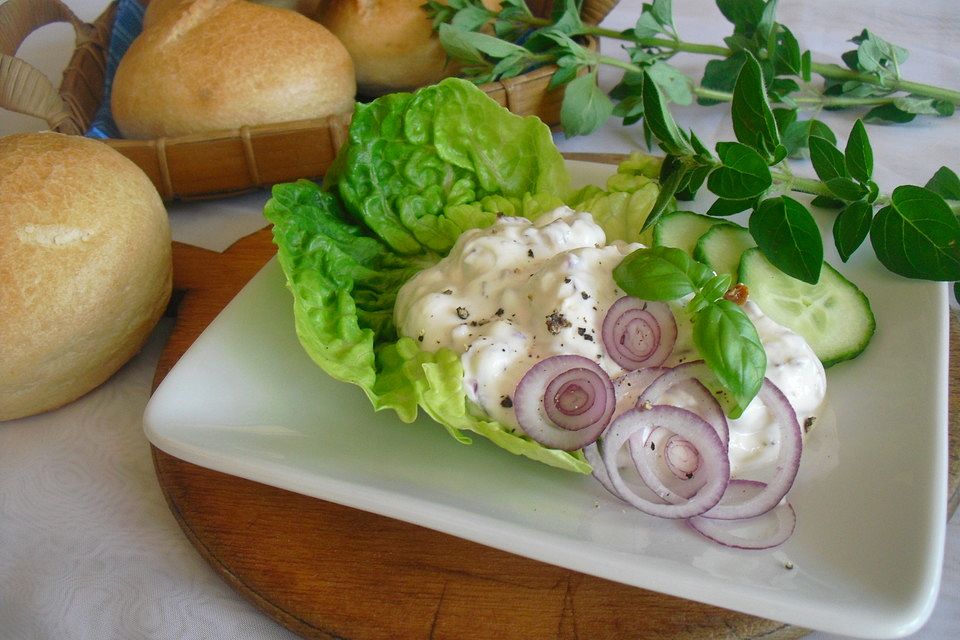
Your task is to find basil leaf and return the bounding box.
[808,135,848,183]
[613,246,714,300]
[560,70,614,136]
[925,166,960,200]
[833,200,874,262]
[707,141,772,200]
[870,185,960,280]
[749,196,824,284]
[844,119,873,183]
[731,52,781,160]
[692,300,766,419]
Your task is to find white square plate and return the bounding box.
[143,161,947,638]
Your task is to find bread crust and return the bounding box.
[319,0,455,96]
[0,132,173,421]
[113,0,356,138]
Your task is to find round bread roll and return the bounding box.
[0,132,172,422]
[319,0,500,97]
[142,0,325,30]
[113,0,355,139]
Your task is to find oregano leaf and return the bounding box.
[833,200,874,261]
[870,185,960,280]
[925,166,960,201]
[825,177,868,201]
[560,70,613,136]
[731,52,781,160]
[707,142,772,200]
[642,72,694,155]
[749,196,824,284]
[844,119,873,183]
[864,104,916,124]
[808,135,848,183]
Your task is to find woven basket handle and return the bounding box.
[0,0,97,133]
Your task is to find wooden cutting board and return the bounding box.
[150,155,960,640]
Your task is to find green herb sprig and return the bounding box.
[428,0,960,286]
[428,0,960,136]
[638,54,960,285]
[612,246,766,417]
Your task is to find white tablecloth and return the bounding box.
[1,1,957,638]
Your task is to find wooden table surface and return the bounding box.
[150,156,960,640]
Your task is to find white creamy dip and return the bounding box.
[394,207,826,475]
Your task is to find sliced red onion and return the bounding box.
[601,405,730,519]
[702,379,803,520]
[582,441,625,501]
[514,355,615,450]
[629,427,707,502]
[638,362,729,445]
[612,367,666,416]
[601,297,677,370]
[543,369,603,429]
[688,487,797,550]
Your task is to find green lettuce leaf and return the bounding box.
[266,78,590,473]
[329,78,571,255]
[567,152,662,245]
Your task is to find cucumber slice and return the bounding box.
[739,248,875,367]
[693,223,756,281]
[652,211,726,255]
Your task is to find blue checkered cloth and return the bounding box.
[85,0,145,139]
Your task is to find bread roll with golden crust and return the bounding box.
[142,0,325,29]
[318,0,499,97]
[113,0,355,139]
[0,132,172,422]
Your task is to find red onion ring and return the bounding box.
[514,355,616,451]
[600,405,730,519]
[688,481,797,549]
[601,296,677,370]
[583,441,625,501]
[638,362,729,445]
[629,427,708,502]
[612,366,666,416]
[702,378,803,520]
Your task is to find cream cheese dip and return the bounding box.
[394,207,826,475]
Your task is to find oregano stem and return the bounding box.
[694,86,900,108]
[770,170,835,198]
[518,13,960,106]
[809,63,960,104]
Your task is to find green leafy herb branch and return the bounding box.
[428,0,960,286]
[428,0,960,134]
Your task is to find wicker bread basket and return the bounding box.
[0,0,618,202]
